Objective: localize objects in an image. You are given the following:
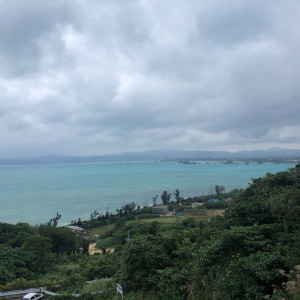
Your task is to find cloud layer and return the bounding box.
[0,0,300,156]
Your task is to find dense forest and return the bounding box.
[0,164,299,299]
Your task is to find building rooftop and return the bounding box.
[66,225,85,231]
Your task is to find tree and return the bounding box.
[225,167,299,226]
[152,195,158,206]
[161,191,171,205]
[215,185,221,196]
[121,202,137,215]
[116,202,137,216]
[152,267,189,300]
[214,185,225,197]
[48,212,61,227]
[191,224,287,299]
[90,210,99,221]
[220,185,225,195]
[83,255,117,280]
[22,234,52,271]
[37,224,88,254]
[0,244,37,284]
[120,235,170,291]
[269,188,300,232]
[219,251,285,299]
[77,218,82,227]
[174,189,182,205]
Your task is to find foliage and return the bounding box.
[205,200,228,209]
[81,278,115,294]
[174,189,183,205]
[214,184,225,196]
[225,168,299,226]
[269,188,300,230]
[0,278,57,292]
[60,273,86,290]
[82,255,118,280]
[38,224,88,254]
[152,194,158,206]
[116,202,137,217]
[161,190,171,205]
[218,251,285,299]
[0,222,36,247]
[119,235,171,291]
[48,212,62,226]
[151,267,189,300]
[0,244,38,284]
[22,234,53,271]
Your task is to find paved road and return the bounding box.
[2,296,47,300]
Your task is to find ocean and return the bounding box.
[0,161,295,225]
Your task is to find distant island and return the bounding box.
[178,160,197,164]
[0,147,299,166]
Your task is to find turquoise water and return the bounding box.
[0,162,294,225]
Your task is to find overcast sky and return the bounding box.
[0,0,300,157]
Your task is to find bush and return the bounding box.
[205,200,228,209]
[0,278,57,291]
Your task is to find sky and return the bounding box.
[0,0,300,157]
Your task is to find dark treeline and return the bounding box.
[0,164,299,299]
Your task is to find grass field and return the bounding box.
[86,223,115,237]
[86,209,225,237]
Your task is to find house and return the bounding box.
[66,225,86,235]
[152,205,169,215]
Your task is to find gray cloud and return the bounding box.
[0,0,77,76]
[0,0,299,157]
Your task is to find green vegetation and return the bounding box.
[0,165,299,299]
[0,222,88,287]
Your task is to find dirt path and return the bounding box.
[88,243,115,255]
[88,243,102,255]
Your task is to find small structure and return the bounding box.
[153,205,169,215]
[173,213,185,217]
[124,232,131,242]
[191,202,205,208]
[223,197,232,201]
[206,199,218,203]
[66,225,86,235]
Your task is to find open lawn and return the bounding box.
[206,209,225,217]
[86,209,225,237]
[135,208,224,222]
[86,223,115,237]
